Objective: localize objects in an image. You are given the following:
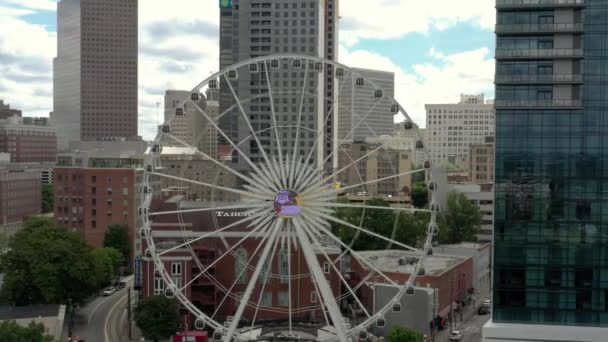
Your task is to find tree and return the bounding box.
[438,192,482,244]
[386,325,424,342]
[0,321,54,342]
[91,247,124,287]
[332,198,429,251]
[104,224,130,266]
[411,181,428,209]
[0,217,98,305]
[41,184,53,213]
[134,296,181,342]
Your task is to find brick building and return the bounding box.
[468,137,494,184]
[54,167,136,254]
[142,200,341,324]
[350,250,474,326]
[0,167,42,224]
[0,116,57,163]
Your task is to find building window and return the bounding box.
[235,248,248,284]
[261,292,272,307]
[323,262,330,274]
[154,276,164,295]
[172,262,182,276]
[278,291,288,307]
[310,291,317,303]
[279,249,289,283]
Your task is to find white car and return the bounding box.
[449,330,464,341]
[102,286,116,296]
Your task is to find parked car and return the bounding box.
[102,286,116,296]
[478,299,491,315]
[449,330,464,341]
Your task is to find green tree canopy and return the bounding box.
[103,224,130,265]
[134,296,181,342]
[41,184,53,214]
[0,321,54,342]
[438,192,482,244]
[386,325,424,342]
[0,217,98,305]
[411,181,428,209]
[332,198,428,251]
[90,247,124,287]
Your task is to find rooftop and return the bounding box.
[358,250,467,276]
[439,242,490,251]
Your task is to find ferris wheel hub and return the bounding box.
[273,189,303,218]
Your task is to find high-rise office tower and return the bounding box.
[53,0,138,150]
[485,1,608,341]
[218,0,338,167]
[337,68,395,143]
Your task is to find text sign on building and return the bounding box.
[219,0,232,8]
[134,256,143,290]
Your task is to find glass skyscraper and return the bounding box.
[485,0,608,340]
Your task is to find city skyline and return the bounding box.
[0,0,495,140]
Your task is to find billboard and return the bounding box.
[219,0,232,8]
[134,256,143,290]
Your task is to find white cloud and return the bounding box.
[339,45,495,127]
[339,0,495,46]
[0,0,496,139]
[0,0,57,11]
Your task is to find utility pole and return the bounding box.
[127,287,132,339]
[450,275,454,333]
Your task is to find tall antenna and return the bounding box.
[156,100,161,127]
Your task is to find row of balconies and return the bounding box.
[495,74,583,84]
[495,23,583,34]
[494,99,583,108]
[496,0,585,9]
[496,48,583,59]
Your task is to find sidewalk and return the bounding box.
[434,301,479,341]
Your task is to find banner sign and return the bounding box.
[134,256,143,290]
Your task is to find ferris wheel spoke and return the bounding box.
[148,171,270,201]
[208,219,278,322]
[286,226,293,335]
[315,211,418,252]
[147,202,269,217]
[289,64,310,189]
[302,224,372,320]
[223,74,278,184]
[322,94,389,167]
[301,212,399,287]
[301,69,353,172]
[306,202,431,214]
[292,217,347,341]
[250,224,282,327]
[157,208,271,257]
[162,133,272,196]
[188,100,277,191]
[180,214,276,292]
[263,61,288,188]
[224,220,282,342]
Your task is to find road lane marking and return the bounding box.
[104,293,128,342]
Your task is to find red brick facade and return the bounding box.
[0,167,41,224]
[53,168,135,256]
[0,119,56,163]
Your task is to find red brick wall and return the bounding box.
[54,168,135,257]
[0,169,41,224]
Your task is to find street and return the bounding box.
[434,303,490,342]
[71,277,134,342]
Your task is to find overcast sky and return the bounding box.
[0,0,495,140]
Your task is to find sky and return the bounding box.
[0,0,496,140]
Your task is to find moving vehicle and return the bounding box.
[449,330,464,341]
[102,286,116,296]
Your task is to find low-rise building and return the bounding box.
[434,243,491,301]
[0,166,42,225]
[0,115,57,163]
[337,143,412,198]
[0,100,21,119]
[349,250,474,337]
[0,305,66,341]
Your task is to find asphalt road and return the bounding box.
[72,277,134,342]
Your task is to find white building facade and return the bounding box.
[425,94,495,168]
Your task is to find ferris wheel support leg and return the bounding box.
[293,218,348,342]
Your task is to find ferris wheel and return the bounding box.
[140,54,442,342]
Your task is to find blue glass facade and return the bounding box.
[494,0,608,326]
